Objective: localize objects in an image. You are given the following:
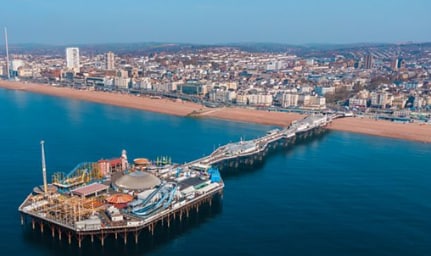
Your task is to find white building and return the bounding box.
[298,86,313,94]
[349,98,367,107]
[11,59,25,71]
[236,94,248,105]
[281,93,299,107]
[247,94,273,106]
[105,51,115,70]
[370,91,389,108]
[153,83,170,92]
[315,86,335,96]
[266,60,285,71]
[18,66,33,77]
[310,96,326,109]
[66,47,80,72]
[298,94,311,106]
[209,89,237,103]
[137,77,153,90]
[114,77,130,89]
[413,96,426,108]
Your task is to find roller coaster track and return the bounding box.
[132,182,178,216]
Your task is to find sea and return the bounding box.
[0,88,430,256]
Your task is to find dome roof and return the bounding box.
[106,194,133,204]
[114,171,161,191]
[134,158,150,165]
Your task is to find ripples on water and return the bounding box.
[0,89,430,256]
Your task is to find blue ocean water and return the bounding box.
[0,88,430,256]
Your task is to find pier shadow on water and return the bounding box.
[21,201,222,256]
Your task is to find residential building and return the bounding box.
[247,94,273,106]
[105,51,115,70]
[281,93,299,107]
[315,86,335,96]
[66,47,80,71]
[370,91,389,108]
[364,54,373,69]
[349,98,368,107]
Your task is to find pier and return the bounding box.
[18,113,339,248]
[187,114,337,170]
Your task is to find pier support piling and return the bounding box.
[99,234,105,247]
[134,231,139,244]
[151,223,154,235]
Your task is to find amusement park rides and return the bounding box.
[52,162,103,190]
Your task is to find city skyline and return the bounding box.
[2,0,431,45]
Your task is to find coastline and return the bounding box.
[329,117,431,143]
[0,80,203,116]
[1,80,430,143]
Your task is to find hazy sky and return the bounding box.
[2,0,431,45]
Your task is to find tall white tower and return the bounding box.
[105,51,115,70]
[65,47,80,71]
[121,149,128,171]
[40,140,48,195]
[4,27,10,79]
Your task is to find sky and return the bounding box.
[2,0,431,45]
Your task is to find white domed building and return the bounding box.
[113,171,161,192]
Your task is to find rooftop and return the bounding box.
[71,183,109,197]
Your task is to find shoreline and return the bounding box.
[1,80,430,143]
[329,117,431,143]
[0,80,203,116]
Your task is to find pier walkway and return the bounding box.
[186,114,339,168]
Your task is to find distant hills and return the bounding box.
[1,41,430,56]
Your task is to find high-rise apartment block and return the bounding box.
[105,51,115,70]
[65,47,80,71]
[363,54,373,69]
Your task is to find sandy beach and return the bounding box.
[0,80,305,126]
[194,107,304,127]
[330,117,431,143]
[1,80,430,143]
[0,80,203,116]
